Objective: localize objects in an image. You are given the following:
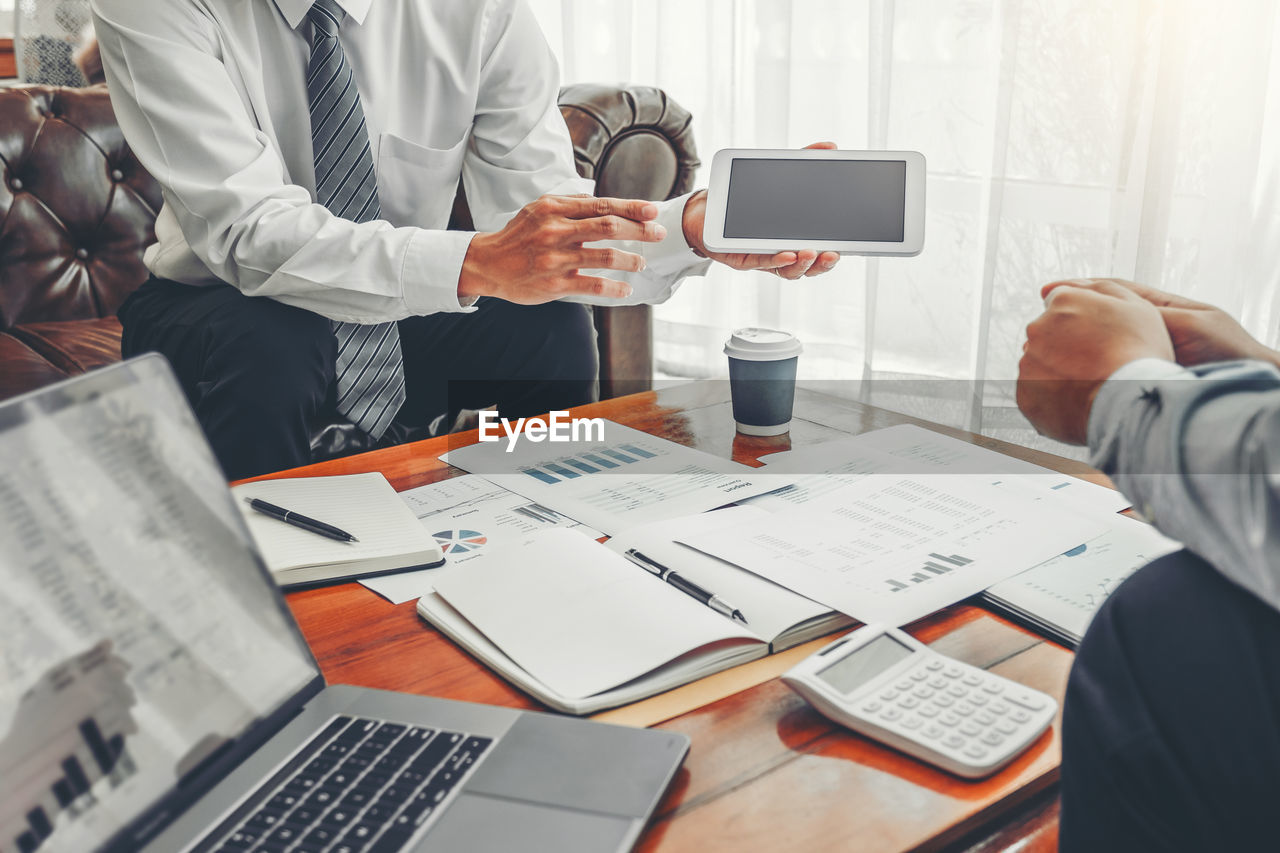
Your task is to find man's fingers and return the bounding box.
[732,251,799,271]
[557,195,659,222]
[1041,278,1107,301]
[1069,278,1207,311]
[803,141,838,150]
[1041,281,1071,301]
[774,250,818,280]
[1077,279,1145,302]
[574,215,667,243]
[561,274,633,300]
[577,247,646,273]
[805,252,841,276]
[1042,278,1143,305]
[1110,279,1201,310]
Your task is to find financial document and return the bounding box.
[742,444,934,511]
[756,424,1131,514]
[984,515,1182,644]
[680,474,1105,626]
[360,475,602,604]
[443,421,786,535]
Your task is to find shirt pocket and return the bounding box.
[376,131,469,229]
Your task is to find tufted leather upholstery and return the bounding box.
[0,82,700,415]
[0,87,160,330]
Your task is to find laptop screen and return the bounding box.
[0,357,319,853]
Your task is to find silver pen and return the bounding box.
[623,549,749,624]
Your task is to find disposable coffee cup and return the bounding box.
[724,328,802,436]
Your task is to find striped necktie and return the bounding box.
[306,0,405,440]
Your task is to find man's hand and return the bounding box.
[1099,279,1280,369]
[459,194,665,304]
[1017,279,1175,444]
[681,142,842,280]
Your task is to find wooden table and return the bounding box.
[250,382,1101,852]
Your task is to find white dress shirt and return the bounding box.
[89,0,708,324]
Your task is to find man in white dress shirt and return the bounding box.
[90,0,839,479]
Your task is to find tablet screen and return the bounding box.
[724,158,907,243]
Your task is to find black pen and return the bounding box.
[243,498,359,543]
[624,549,748,624]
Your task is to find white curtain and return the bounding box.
[529,0,1280,444]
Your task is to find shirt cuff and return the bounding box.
[642,192,711,278]
[1087,358,1192,457]
[567,192,713,307]
[402,230,481,315]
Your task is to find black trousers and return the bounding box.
[1060,549,1280,851]
[118,279,598,480]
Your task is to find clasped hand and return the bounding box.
[1017,278,1280,445]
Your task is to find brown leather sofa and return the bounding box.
[0,82,699,416]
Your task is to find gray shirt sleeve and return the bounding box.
[1087,357,1280,612]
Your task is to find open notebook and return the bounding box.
[233,473,444,587]
[415,509,853,715]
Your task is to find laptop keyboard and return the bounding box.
[195,715,492,853]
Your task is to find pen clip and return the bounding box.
[624,549,667,578]
[625,550,749,626]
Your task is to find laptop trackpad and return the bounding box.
[418,793,634,853]
[460,713,685,816]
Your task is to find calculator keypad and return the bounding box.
[856,655,1053,768]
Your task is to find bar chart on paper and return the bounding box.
[444,420,785,535]
[679,474,1104,626]
[885,552,975,593]
[521,444,657,485]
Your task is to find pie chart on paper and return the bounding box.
[433,529,489,556]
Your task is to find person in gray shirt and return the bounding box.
[1017,277,1280,852]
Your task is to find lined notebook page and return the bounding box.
[605,506,832,644]
[233,473,439,571]
[432,528,759,699]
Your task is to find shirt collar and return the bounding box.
[273,0,372,31]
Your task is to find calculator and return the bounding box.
[782,625,1057,778]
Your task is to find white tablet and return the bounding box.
[702,148,926,257]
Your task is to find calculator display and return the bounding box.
[818,635,915,695]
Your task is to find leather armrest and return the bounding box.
[558,85,700,399]
[557,84,700,201]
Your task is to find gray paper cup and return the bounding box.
[724,328,802,436]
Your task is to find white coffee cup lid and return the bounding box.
[723,327,803,362]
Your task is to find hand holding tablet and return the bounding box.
[682,142,844,280]
[700,147,926,259]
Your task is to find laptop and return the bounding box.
[0,355,688,853]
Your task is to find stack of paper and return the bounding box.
[418,421,1169,668]
[983,514,1181,646]
[750,424,1130,513]
[442,421,786,535]
[678,473,1105,627]
[360,475,600,604]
